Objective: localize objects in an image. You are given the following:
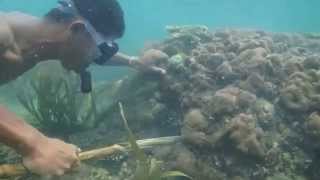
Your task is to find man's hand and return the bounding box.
[22,136,80,176]
[0,107,80,176]
[130,49,169,75]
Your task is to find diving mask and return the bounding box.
[82,19,119,65]
[58,0,120,93]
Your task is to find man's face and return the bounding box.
[59,20,98,73]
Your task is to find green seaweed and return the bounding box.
[118,102,192,180]
[17,71,98,138]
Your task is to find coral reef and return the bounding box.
[279,70,320,112]
[181,109,209,146]
[160,25,213,56]
[225,114,266,158]
[130,26,320,180]
[207,87,257,116]
[304,112,320,140]
[3,26,320,180]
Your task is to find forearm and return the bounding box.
[101,52,166,75]
[0,106,44,155]
[104,52,137,67]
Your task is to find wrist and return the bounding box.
[128,56,138,65]
[0,107,47,156]
[18,129,47,156]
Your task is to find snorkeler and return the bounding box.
[0,0,165,176]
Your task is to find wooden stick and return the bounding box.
[0,136,181,178]
[79,144,125,161]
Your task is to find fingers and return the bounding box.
[149,66,167,75]
[3,49,23,63]
[74,146,82,157]
[71,158,81,169]
[58,144,81,171]
[23,138,81,177]
[69,145,81,169]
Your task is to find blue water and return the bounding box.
[1,0,320,80]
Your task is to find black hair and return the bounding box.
[72,0,125,38]
[45,7,77,23]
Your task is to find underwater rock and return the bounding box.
[279,81,310,112]
[266,173,292,180]
[203,42,219,53]
[30,164,114,180]
[305,112,320,139]
[174,145,197,173]
[242,47,268,59]
[272,33,292,44]
[226,114,266,158]
[181,109,209,146]
[272,42,289,53]
[169,144,228,180]
[214,30,231,40]
[303,55,320,70]
[259,36,274,51]
[290,47,308,57]
[266,53,288,82]
[279,70,320,112]
[193,47,226,70]
[208,87,256,115]
[238,90,258,108]
[215,61,236,81]
[182,130,208,146]
[225,52,237,61]
[230,176,246,180]
[166,25,213,43]
[231,47,273,77]
[161,25,213,56]
[139,49,169,67]
[167,54,187,72]
[209,87,239,115]
[282,56,304,76]
[239,73,266,94]
[238,39,266,53]
[184,109,209,131]
[250,99,275,125]
[239,73,276,99]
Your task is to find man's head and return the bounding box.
[42,0,125,93]
[44,0,125,72]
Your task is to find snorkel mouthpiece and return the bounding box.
[94,42,119,65]
[80,70,92,93]
[79,41,118,93]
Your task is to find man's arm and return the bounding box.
[105,52,137,67]
[0,17,22,63]
[0,106,44,155]
[105,52,167,75]
[0,106,79,176]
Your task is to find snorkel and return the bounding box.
[57,0,120,93]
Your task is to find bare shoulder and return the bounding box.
[0,12,15,52]
[2,11,39,27]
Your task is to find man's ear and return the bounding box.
[69,21,86,34]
